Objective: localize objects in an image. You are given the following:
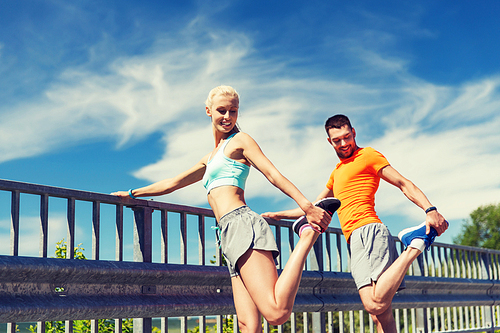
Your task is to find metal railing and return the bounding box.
[1,178,500,333]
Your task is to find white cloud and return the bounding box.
[371,78,500,235]
[0,28,253,162]
[434,78,500,125]
[0,18,499,244]
[132,68,500,230]
[374,120,500,220]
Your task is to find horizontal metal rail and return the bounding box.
[1,254,499,323]
[0,178,214,215]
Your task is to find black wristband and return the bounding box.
[425,206,437,214]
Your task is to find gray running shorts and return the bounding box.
[217,206,279,277]
[348,223,405,291]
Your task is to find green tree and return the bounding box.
[454,203,500,249]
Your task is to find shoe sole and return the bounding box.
[315,197,341,216]
[398,221,426,242]
[292,197,341,235]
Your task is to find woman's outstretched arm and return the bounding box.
[112,154,209,198]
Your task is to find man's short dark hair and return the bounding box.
[325,114,352,133]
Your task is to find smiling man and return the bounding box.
[264,114,448,333]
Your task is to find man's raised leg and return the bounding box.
[358,247,421,315]
[371,306,397,333]
[360,221,442,315]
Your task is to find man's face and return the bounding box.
[327,125,358,159]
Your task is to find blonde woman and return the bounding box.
[113,86,339,333]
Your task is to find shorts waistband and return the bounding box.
[218,205,250,227]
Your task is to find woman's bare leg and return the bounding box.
[236,229,319,325]
[231,276,263,333]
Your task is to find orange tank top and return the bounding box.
[326,147,389,242]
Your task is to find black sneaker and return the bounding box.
[315,197,341,216]
[292,197,341,236]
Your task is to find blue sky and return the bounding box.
[1,0,500,257]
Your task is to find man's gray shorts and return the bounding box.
[218,206,279,277]
[348,223,405,290]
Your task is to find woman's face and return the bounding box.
[206,94,239,133]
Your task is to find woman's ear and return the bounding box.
[206,106,212,117]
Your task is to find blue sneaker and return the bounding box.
[398,221,439,251]
[292,197,341,236]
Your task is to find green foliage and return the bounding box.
[189,315,232,333]
[186,313,312,333]
[209,254,228,266]
[54,239,87,260]
[188,325,201,333]
[215,315,234,333]
[454,203,500,249]
[28,319,135,333]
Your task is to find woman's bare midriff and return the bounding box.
[207,186,247,221]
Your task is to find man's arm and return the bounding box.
[378,165,448,235]
[262,187,334,220]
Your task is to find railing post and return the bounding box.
[133,206,153,262]
[92,201,100,261]
[10,190,20,256]
[6,322,15,333]
[8,192,21,333]
[116,204,124,262]
[180,212,187,265]
[310,235,326,333]
[412,254,428,333]
[66,197,75,259]
[133,206,153,333]
[38,195,48,333]
[91,201,100,333]
[481,252,495,332]
[39,194,49,258]
[179,212,188,333]
[66,197,76,333]
[161,210,169,333]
